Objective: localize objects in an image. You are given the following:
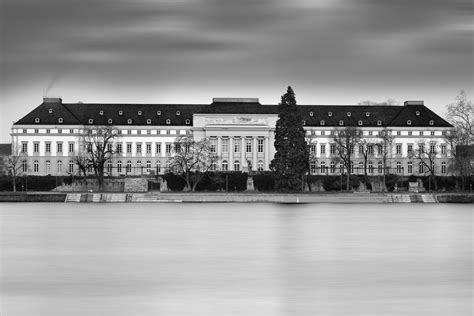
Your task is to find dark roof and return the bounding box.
[0,143,11,156]
[14,100,453,128]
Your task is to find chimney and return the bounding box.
[404,100,424,106]
[43,97,62,104]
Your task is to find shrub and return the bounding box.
[252,172,275,192]
[163,173,186,191]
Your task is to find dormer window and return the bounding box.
[108,119,113,124]
[347,112,351,117]
[320,120,325,126]
[415,111,420,116]
[377,120,382,126]
[407,120,412,126]
[358,120,363,126]
[138,111,142,116]
[99,110,104,116]
[127,119,132,124]
[35,118,40,123]
[309,112,314,117]
[88,119,94,124]
[48,109,53,114]
[58,118,63,123]
[157,111,161,116]
[166,119,171,125]
[429,120,434,126]
[339,120,344,126]
[185,119,191,125]
[118,110,123,116]
[146,119,152,124]
[328,112,332,117]
[365,112,370,117]
[176,111,181,116]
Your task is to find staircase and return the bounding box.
[388,194,411,203]
[65,193,82,202]
[420,194,437,203]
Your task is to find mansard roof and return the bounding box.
[14,98,453,128]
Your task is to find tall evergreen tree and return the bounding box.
[270,86,309,191]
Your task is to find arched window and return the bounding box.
[310,161,317,174]
[257,160,264,171]
[320,161,326,174]
[57,160,62,173]
[117,161,122,173]
[156,161,161,174]
[368,161,373,174]
[22,160,28,172]
[234,160,240,171]
[358,161,364,173]
[378,161,383,174]
[396,161,402,174]
[126,161,132,173]
[441,162,446,174]
[69,160,74,173]
[107,161,112,174]
[33,160,39,173]
[146,161,151,173]
[407,161,413,174]
[210,162,217,171]
[45,160,51,174]
[222,160,228,171]
[330,161,335,173]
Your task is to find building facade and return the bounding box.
[11,97,454,177]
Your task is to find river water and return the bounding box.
[0,203,472,315]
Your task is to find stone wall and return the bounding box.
[124,178,148,192]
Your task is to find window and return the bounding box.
[147,119,151,125]
[156,161,161,174]
[369,131,373,136]
[31,160,39,173]
[57,142,63,153]
[185,119,191,125]
[176,111,180,116]
[246,138,252,153]
[320,144,326,155]
[108,119,113,124]
[430,131,435,136]
[407,120,412,125]
[46,129,50,134]
[88,119,93,124]
[45,160,51,174]
[119,110,123,116]
[234,160,240,171]
[48,109,53,114]
[138,111,142,116]
[257,160,264,171]
[396,162,402,174]
[166,119,171,125]
[310,161,317,174]
[146,161,151,173]
[117,161,122,173]
[69,143,75,153]
[222,138,229,153]
[430,144,436,153]
[441,144,446,155]
[116,143,122,154]
[35,118,40,123]
[419,143,425,153]
[257,139,264,153]
[339,120,344,126]
[429,120,434,126]
[347,112,351,117]
[137,161,142,169]
[126,161,132,173]
[365,112,370,117]
[378,161,383,174]
[34,142,39,153]
[407,144,413,154]
[309,112,314,116]
[222,160,228,171]
[166,143,172,154]
[157,111,161,116]
[408,131,412,136]
[126,143,132,153]
[57,160,62,173]
[234,139,240,153]
[69,160,74,173]
[210,138,217,153]
[146,143,152,154]
[45,143,51,153]
[397,131,401,136]
[310,144,316,155]
[368,161,373,174]
[330,161,336,173]
[377,144,383,155]
[156,143,161,154]
[358,121,363,126]
[441,162,446,174]
[415,111,420,116]
[35,129,39,134]
[377,120,382,126]
[328,112,332,117]
[330,144,336,154]
[320,161,326,173]
[127,119,132,124]
[320,120,325,125]
[136,143,142,155]
[21,142,28,153]
[22,160,28,172]
[419,162,424,173]
[58,118,63,123]
[396,144,402,155]
[210,162,217,171]
[107,143,113,152]
[408,162,413,174]
[99,110,104,115]
[368,144,374,155]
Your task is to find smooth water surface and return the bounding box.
[0,203,472,315]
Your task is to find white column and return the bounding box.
[229,137,234,170]
[264,136,270,170]
[217,137,222,162]
[241,137,245,170]
[252,137,258,171]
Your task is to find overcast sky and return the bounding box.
[1,0,473,142]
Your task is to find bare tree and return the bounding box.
[72,146,90,182]
[6,144,27,192]
[332,126,361,190]
[80,125,120,190]
[377,128,395,191]
[408,140,439,191]
[445,90,473,145]
[168,136,218,191]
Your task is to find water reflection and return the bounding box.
[1,203,472,315]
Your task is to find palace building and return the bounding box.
[11,97,454,176]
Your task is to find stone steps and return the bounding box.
[388,194,411,203]
[420,194,437,203]
[65,193,82,202]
